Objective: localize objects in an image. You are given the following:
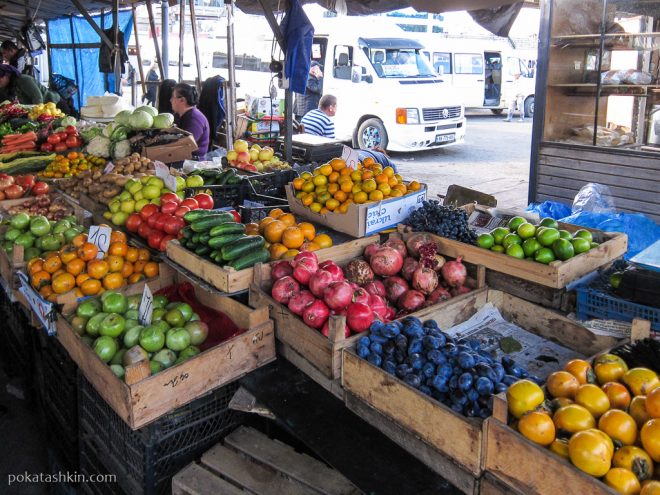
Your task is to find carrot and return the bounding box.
[2,131,38,144]
[0,142,36,153]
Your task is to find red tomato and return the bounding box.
[154,213,171,232]
[65,125,77,135]
[54,143,68,153]
[65,136,80,148]
[137,222,153,239]
[40,143,54,152]
[193,193,214,210]
[174,206,190,218]
[180,198,199,210]
[56,131,68,141]
[47,134,61,144]
[164,216,184,236]
[159,235,176,252]
[160,192,180,205]
[229,209,241,223]
[125,213,143,233]
[139,203,159,221]
[146,212,160,229]
[148,231,165,250]
[32,182,49,196]
[160,201,178,215]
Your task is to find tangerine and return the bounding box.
[52,273,76,294]
[282,227,305,249]
[102,272,123,290]
[108,242,128,257]
[264,220,286,243]
[78,242,98,261]
[298,222,316,241]
[313,234,332,249]
[269,208,284,219]
[269,243,288,260]
[66,258,86,277]
[143,261,159,278]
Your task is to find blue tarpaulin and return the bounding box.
[279,0,314,95]
[47,11,133,109]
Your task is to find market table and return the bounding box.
[239,358,462,495]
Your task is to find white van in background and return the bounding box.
[311,30,466,152]
[418,38,536,117]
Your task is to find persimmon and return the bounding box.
[102,272,123,290]
[110,230,127,244]
[128,273,145,284]
[52,273,76,294]
[78,242,98,261]
[80,279,101,296]
[269,243,288,260]
[125,247,139,263]
[74,288,85,298]
[60,245,78,264]
[133,261,147,274]
[41,256,62,274]
[52,269,66,279]
[106,255,125,273]
[137,248,150,262]
[121,261,134,279]
[31,270,51,289]
[87,259,109,280]
[27,258,44,275]
[76,273,91,287]
[298,222,316,241]
[143,261,159,278]
[65,258,85,277]
[39,285,53,299]
[108,242,128,258]
[72,233,87,248]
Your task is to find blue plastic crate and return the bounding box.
[575,285,660,333]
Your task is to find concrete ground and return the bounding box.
[392,110,533,209]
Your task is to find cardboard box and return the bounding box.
[249,119,280,134]
[285,184,427,238]
[143,135,198,164]
[245,95,283,119]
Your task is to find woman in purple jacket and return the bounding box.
[171,83,210,159]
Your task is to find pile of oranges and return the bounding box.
[27,228,159,302]
[291,157,422,214]
[249,208,333,260]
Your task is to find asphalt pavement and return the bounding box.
[392,110,533,209]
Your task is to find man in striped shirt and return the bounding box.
[301,94,337,139]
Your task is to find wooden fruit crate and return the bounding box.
[55,266,276,430]
[398,218,628,289]
[482,319,651,495]
[341,289,622,493]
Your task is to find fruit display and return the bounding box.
[0,131,37,153]
[0,151,57,176]
[27,229,159,301]
[226,139,291,173]
[509,344,660,492]
[476,216,599,264]
[125,193,215,252]
[39,126,83,153]
[0,173,49,200]
[1,213,85,262]
[291,156,421,213]
[3,195,76,220]
[356,315,536,418]
[405,200,478,244]
[0,101,28,120]
[28,102,65,121]
[66,290,208,380]
[38,152,106,179]
[269,237,472,337]
[179,209,270,269]
[258,208,333,260]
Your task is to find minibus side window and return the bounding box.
[333,45,353,80]
[432,52,451,75]
[454,53,483,74]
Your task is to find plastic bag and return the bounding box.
[527,200,573,220]
[572,183,616,214]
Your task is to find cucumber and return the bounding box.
[215,169,233,185]
[221,235,266,261]
[208,233,246,249]
[180,226,194,239]
[191,233,202,244]
[190,213,237,232]
[183,209,231,224]
[195,245,211,256]
[199,233,212,245]
[228,248,271,270]
[209,222,245,237]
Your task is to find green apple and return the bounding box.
[120,199,136,214]
[119,190,133,202]
[109,199,121,213]
[111,211,129,226]
[142,185,161,199]
[103,211,113,220]
[185,175,204,188]
[147,177,165,189]
[150,198,161,206]
[175,176,186,191]
[140,175,151,184]
[133,190,144,201]
[126,181,143,196]
[135,199,149,212]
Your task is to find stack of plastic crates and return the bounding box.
[78,375,243,495]
[0,296,36,394]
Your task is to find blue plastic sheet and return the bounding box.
[527,201,572,220]
[280,0,314,95]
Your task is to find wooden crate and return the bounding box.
[341,289,622,485]
[398,219,628,289]
[56,266,276,430]
[482,319,651,495]
[168,235,379,294]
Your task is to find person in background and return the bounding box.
[158,79,176,114]
[1,40,28,74]
[504,72,525,122]
[294,61,323,121]
[0,64,60,105]
[170,82,210,159]
[301,94,337,139]
[142,63,159,106]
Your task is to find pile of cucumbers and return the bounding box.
[187,167,243,186]
[179,210,270,270]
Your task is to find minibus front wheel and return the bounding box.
[356,118,388,150]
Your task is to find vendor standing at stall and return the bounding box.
[0,64,60,105]
[170,82,210,159]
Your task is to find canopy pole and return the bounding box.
[68,15,82,109]
[70,0,114,49]
[225,0,237,148]
[178,0,185,82]
[189,0,203,91]
[161,0,169,79]
[113,0,121,94]
[132,4,147,95]
[146,0,165,80]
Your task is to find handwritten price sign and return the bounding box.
[17,272,56,336]
[154,160,179,192]
[341,145,360,170]
[88,225,111,259]
[138,284,154,326]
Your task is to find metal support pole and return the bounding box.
[112,0,121,95]
[146,0,165,80]
[132,4,146,95]
[225,0,237,148]
[189,0,203,91]
[178,0,185,82]
[45,20,53,87]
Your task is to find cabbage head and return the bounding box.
[128,110,154,130]
[115,110,133,126]
[152,113,174,129]
[135,105,158,118]
[61,116,77,127]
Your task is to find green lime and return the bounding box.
[540,217,559,230]
[574,229,593,243]
[552,238,575,261]
[491,245,505,253]
[522,238,542,258]
[571,237,591,254]
[559,229,573,240]
[537,227,560,247]
[491,227,510,245]
[516,222,536,240]
[534,247,556,264]
[502,233,522,249]
[590,242,600,249]
[507,216,527,232]
[506,244,525,259]
[477,233,495,249]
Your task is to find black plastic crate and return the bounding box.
[46,447,78,495]
[79,441,124,495]
[78,375,243,495]
[238,193,290,224]
[184,182,247,208]
[1,300,35,384]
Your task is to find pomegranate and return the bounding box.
[321,319,351,339]
[451,286,472,297]
[363,280,386,298]
[292,251,319,274]
[426,286,451,306]
[369,294,389,321]
[398,290,426,312]
[441,257,467,288]
[271,260,293,281]
[370,247,404,277]
[412,266,439,295]
[384,306,396,321]
[363,242,381,260]
[5,184,24,199]
[344,259,374,286]
[288,290,315,316]
[309,270,334,298]
[352,287,370,305]
[401,257,420,281]
[382,238,407,259]
[406,233,435,258]
[348,282,361,291]
[346,302,374,333]
[384,276,409,304]
[323,281,353,311]
[293,264,313,286]
[318,260,344,282]
[271,276,300,305]
[302,299,330,329]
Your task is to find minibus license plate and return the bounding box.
[435,134,455,144]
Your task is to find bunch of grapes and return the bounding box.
[405,200,477,244]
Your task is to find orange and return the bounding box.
[102,272,123,290]
[409,180,422,191]
[121,261,134,279]
[75,273,91,287]
[647,387,660,418]
[389,189,403,198]
[328,172,340,184]
[292,178,305,190]
[264,220,286,244]
[383,166,395,178]
[133,261,147,274]
[278,213,296,227]
[137,248,151,262]
[31,270,51,289]
[327,183,339,195]
[334,190,348,203]
[393,184,407,195]
[375,173,389,184]
[125,247,139,263]
[369,190,384,201]
[377,183,391,196]
[52,273,76,294]
[39,285,53,299]
[42,256,63,274]
[362,170,374,180]
[66,258,85,277]
[388,177,399,188]
[108,242,128,258]
[87,259,109,280]
[298,222,316,241]
[143,261,159,279]
[106,255,124,273]
[313,234,332,249]
[339,166,353,176]
[269,243,288,260]
[320,207,329,215]
[282,227,305,249]
[259,216,276,234]
[60,245,78,264]
[78,242,98,261]
[362,156,375,167]
[128,273,145,284]
[319,164,333,176]
[340,180,354,193]
[110,230,127,244]
[72,234,87,248]
[80,279,102,296]
[302,194,314,206]
[330,157,346,171]
[269,208,284,219]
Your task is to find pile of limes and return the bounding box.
[291,157,422,214]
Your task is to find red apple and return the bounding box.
[237,151,250,163]
[138,222,153,239]
[159,235,176,252]
[125,213,143,233]
[148,231,165,250]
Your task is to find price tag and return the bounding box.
[103,161,114,174]
[154,160,179,192]
[138,284,154,326]
[341,145,360,169]
[17,272,56,336]
[365,187,427,235]
[88,225,112,259]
